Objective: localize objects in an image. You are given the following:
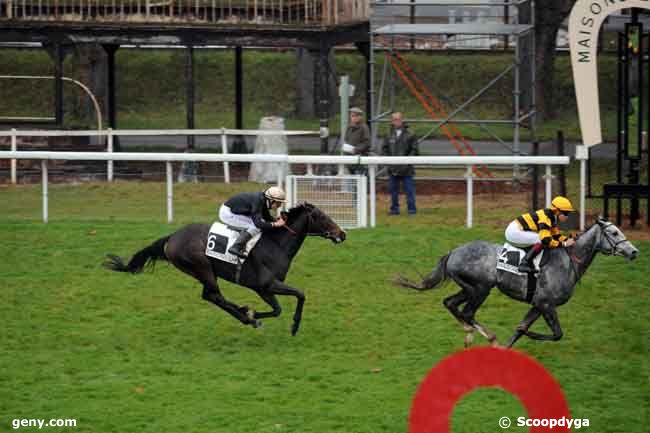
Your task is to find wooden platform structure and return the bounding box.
[0,0,371,153]
[0,0,369,44]
[0,0,368,26]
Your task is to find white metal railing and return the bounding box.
[0,130,570,227]
[0,128,320,184]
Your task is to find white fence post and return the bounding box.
[466,166,474,228]
[107,128,114,182]
[221,128,230,184]
[574,145,590,231]
[306,164,313,175]
[277,169,283,188]
[545,165,552,207]
[10,128,17,184]
[359,174,368,228]
[368,165,376,228]
[166,162,173,224]
[42,160,48,223]
[285,175,294,207]
[579,158,586,231]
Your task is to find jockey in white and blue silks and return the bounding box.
[218,186,287,258]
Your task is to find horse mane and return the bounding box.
[579,217,607,237]
[284,202,315,223]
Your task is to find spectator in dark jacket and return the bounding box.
[382,112,418,215]
[343,107,371,175]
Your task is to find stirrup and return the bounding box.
[518,263,534,273]
[228,246,247,258]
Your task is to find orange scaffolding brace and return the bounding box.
[385,51,493,178]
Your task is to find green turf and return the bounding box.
[1,182,648,433]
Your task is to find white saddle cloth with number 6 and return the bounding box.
[205,222,262,264]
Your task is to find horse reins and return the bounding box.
[568,222,627,275]
[282,211,334,238]
[283,223,298,236]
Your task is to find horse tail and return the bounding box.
[104,235,170,274]
[394,253,450,291]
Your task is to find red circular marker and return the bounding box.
[410,347,571,433]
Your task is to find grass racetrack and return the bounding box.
[1,182,648,433]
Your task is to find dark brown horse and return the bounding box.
[104,203,346,335]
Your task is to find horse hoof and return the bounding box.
[490,339,502,348]
[291,324,300,336]
[251,319,262,329]
[243,307,256,321]
[464,334,474,348]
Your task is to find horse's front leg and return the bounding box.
[522,304,564,342]
[251,291,282,320]
[506,306,542,348]
[267,280,305,336]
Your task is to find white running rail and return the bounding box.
[0,128,570,227]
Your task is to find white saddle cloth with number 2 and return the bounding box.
[205,222,262,265]
[496,242,544,275]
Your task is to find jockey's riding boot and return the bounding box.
[228,231,253,258]
[518,243,543,273]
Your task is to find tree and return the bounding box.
[534,0,577,120]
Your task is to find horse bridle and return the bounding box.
[283,208,335,239]
[597,221,628,256]
[569,221,626,268]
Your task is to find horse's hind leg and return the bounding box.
[443,291,475,347]
[506,307,542,348]
[444,286,497,346]
[443,290,469,323]
[460,295,498,345]
[201,282,261,328]
[168,253,259,328]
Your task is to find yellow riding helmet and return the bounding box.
[551,196,574,212]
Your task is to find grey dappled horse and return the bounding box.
[397,218,639,347]
[104,203,346,335]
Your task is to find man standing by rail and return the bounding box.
[382,111,418,215]
[342,107,370,175]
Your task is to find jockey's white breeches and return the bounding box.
[219,205,261,236]
[505,220,540,248]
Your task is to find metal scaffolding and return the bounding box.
[369,0,536,161]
